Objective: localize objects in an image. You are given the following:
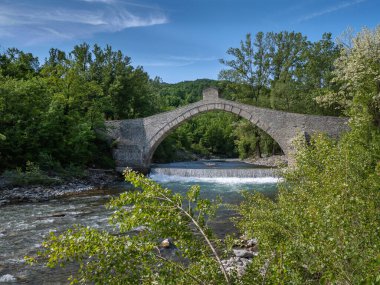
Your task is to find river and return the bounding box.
[0,160,280,284]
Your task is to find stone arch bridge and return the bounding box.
[105,88,349,172]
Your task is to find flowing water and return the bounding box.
[0,160,280,284]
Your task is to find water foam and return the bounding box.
[149,174,282,184]
[150,167,277,178]
[0,274,16,282]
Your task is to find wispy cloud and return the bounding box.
[81,0,160,10]
[141,55,218,67]
[169,56,218,62]
[0,0,168,44]
[81,0,116,3]
[298,0,366,22]
[140,60,194,67]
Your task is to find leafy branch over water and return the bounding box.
[26,169,236,284]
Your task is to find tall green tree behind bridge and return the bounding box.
[219,31,341,115]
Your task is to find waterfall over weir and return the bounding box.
[149,160,281,184]
[150,167,278,178]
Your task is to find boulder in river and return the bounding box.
[233,249,258,258]
[160,238,173,248]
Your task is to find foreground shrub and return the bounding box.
[1,161,62,186]
[27,170,236,284]
[236,124,380,284]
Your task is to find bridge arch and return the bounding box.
[105,87,349,172]
[145,101,286,166]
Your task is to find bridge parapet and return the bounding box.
[202,87,220,100]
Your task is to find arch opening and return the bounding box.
[148,107,285,167]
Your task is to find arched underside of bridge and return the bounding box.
[146,103,287,164]
[105,88,349,173]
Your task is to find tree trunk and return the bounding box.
[255,133,261,158]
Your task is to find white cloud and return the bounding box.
[0,1,168,44]
[298,0,366,22]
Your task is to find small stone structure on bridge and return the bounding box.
[105,88,349,173]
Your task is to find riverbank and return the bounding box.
[0,169,122,206]
[244,155,288,167]
[0,159,283,207]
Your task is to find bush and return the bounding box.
[235,125,380,284]
[2,161,62,186]
[27,170,237,284]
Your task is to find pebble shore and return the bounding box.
[0,169,121,206]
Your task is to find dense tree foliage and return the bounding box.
[156,79,219,109]
[154,111,249,162]
[0,44,156,172]
[316,27,380,126]
[219,31,341,115]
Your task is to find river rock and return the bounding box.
[51,213,66,217]
[160,238,172,248]
[132,225,149,232]
[246,238,257,247]
[0,199,9,206]
[222,256,253,276]
[233,249,257,258]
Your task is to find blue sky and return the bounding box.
[0,0,378,83]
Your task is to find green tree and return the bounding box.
[0,48,39,79]
[236,127,380,283]
[233,120,281,159]
[267,31,308,111]
[316,26,380,126]
[0,76,51,169]
[295,33,341,115]
[154,111,238,162]
[219,33,270,103]
[0,43,155,172]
